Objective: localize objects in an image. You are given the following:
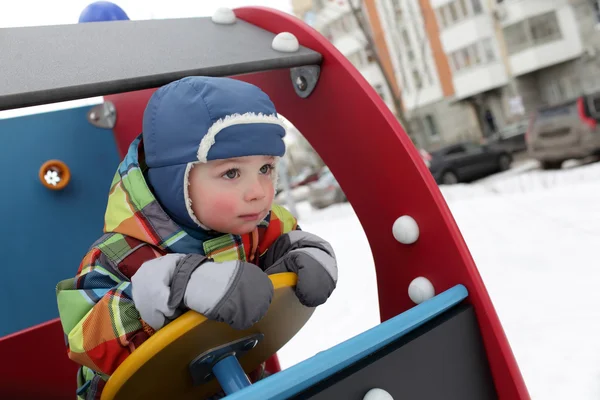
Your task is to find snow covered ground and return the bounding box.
[276,160,600,399]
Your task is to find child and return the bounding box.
[56,76,338,400]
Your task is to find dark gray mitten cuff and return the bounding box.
[167,254,210,312]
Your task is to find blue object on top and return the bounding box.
[226,284,469,400]
[78,1,129,23]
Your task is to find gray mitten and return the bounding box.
[132,254,273,331]
[131,253,187,331]
[263,231,337,307]
[180,256,274,330]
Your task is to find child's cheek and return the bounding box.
[209,196,239,218]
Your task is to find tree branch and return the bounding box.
[347,0,410,131]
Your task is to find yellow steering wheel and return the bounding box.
[101,272,314,400]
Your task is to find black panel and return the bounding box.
[292,304,498,400]
[0,17,322,110]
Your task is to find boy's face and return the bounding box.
[188,155,276,235]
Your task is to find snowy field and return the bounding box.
[276,160,600,399]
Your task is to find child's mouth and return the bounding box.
[239,213,261,221]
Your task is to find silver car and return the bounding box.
[527,93,600,169]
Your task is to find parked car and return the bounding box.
[488,120,528,154]
[527,93,600,169]
[422,141,512,185]
[290,167,321,189]
[307,166,347,209]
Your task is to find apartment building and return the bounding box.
[372,0,482,150]
[292,0,600,150]
[292,0,481,150]
[430,0,600,137]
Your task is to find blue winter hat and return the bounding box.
[78,1,129,23]
[143,76,287,231]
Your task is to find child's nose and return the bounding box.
[244,178,266,202]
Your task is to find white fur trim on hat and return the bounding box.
[196,112,286,163]
[183,162,211,230]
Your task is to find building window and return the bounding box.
[436,7,448,29]
[529,12,562,45]
[481,38,496,62]
[503,11,562,55]
[472,42,482,64]
[412,69,423,89]
[470,0,483,14]
[373,84,386,100]
[543,80,564,105]
[423,55,434,84]
[423,115,440,138]
[401,29,411,47]
[451,52,463,72]
[448,3,459,23]
[435,0,484,30]
[457,0,469,18]
[503,21,529,54]
[449,38,497,74]
[365,47,376,64]
[461,47,473,68]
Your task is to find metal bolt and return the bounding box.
[295,76,308,91]
[244,339,258,351]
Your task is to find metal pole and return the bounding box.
[211,355,251,395]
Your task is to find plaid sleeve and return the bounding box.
[56,246,155,376]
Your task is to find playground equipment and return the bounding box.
[0,4,530,399]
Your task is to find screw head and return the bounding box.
[244,339,258,351]
[295,76,308,91]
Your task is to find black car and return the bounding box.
[424,141,512,185]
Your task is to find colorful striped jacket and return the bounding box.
[56,137,298,399]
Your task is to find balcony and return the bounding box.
[452,62,509,100]
[445,35,509,99]
[496,0,565,26]
[402,84,445,111]
[432,0,496,53]
[332,32,365,57]
[499,3,583,76]
[439,13,497,54]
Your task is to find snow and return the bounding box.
[276,160,600,399]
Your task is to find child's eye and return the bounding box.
[260,164,275,175]
[222,169,240,180]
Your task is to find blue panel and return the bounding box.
[212,355,252,395]
[0,105,120,337]
[227,285,468,400]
